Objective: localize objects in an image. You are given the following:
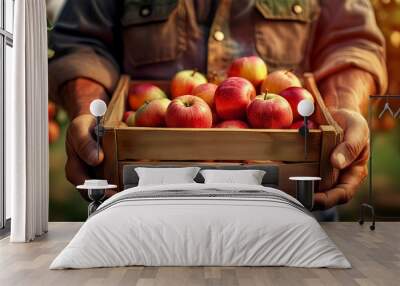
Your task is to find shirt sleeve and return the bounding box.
[312,0,388,95]
[48,0,121,101]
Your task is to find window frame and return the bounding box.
[0,0,13,231]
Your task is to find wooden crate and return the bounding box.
[97,73,343,196]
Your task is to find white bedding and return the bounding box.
[50,183,351,269]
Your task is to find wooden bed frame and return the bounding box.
[97,73,343,196]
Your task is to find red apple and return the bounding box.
[128,83,167,111]
[261,70,302,94]
[135,98,171,127]
[227,56,268,88]
[192,83,218,108]
[166,95,212,128]
[216,120,249,129]
[214,77,256,120]
[290,119,318,129]
[279,87,314,121]
[48,121,60,144]
[247,93,293,128]
[123,111,136,127]
[171,70,208,99]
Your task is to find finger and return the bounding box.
[65,141,91,186]
[68,115,104,166]
[314,159,368,210]
[331,117,369,170]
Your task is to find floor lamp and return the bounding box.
[359,95,400,230]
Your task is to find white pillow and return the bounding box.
[200,169,266,185]
[135,167,201,186]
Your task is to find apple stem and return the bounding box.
[191,69,197,77]
[262,89,269,100]
[260,92,268,100]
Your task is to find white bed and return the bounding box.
[50,183,350,269]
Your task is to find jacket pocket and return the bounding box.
[121,0,186,67]
[254,0,316,67]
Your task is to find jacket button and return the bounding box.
[292,4,303,15]
[140,6,151,17]
[213,31,225,41]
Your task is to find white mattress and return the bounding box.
[50,183,351,269]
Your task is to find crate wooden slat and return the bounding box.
[115,127,321,161]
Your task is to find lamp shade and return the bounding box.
[90,99,107,117]
[297,99,315,117]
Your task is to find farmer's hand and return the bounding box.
[314,109,370,209]
[313,68,375,210]
[65,114,104,186]
[61,78,116,199]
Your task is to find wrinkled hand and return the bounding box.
[314,108,370,210]
[65,114,104,186]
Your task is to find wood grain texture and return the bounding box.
[98,129,120,191]
[115,128,322,162]
[318,125,341,191]
[103,75,130,128]
[1,222,399,286]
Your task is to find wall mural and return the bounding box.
[46,0,400,221]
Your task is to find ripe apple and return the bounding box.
[48,121,60,144]
[227,56,267,88]
[216,120,249,129]
[166,95,212,128]
[192,83,218,108]
[290,119,318,129]
[261,70,302,94]
[128,83,167,111]
[247,93,293,128]
[48,101,57,120]
[123,111,136,127]
[171,70,208,98]
[135,98,171,127]
[214,77,256,120]
[279,87,314,121]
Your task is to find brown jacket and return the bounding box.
[49,0,387,100]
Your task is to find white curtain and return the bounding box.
[8,0,49,242]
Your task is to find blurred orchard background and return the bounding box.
[46,0,400,221]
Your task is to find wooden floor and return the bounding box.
[0,222,399,286]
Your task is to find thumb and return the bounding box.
[331,115,369,170]
[67,115,104,167]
